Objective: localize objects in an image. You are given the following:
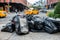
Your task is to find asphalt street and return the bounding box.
[0,12,60,40]
[0,12,17,24]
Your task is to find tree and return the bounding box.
[58,0,60,2]
[54,2,60,14]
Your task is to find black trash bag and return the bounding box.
[1,22,15,33]
[26,15,33,21]
[27,16,44,31]
[47,18,60,32]
[28,21,34,31]
[26,15,34,31]
[14,15,29,35]
[44,18,58,34]
[32,16,44,30]
[34,21,44,30]
[53,22,60,32]
[45,17,60,32]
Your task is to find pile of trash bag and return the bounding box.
[1,14,60,35]
[43,17,58,34]
[46,17,60,32]
[26,15,58,34]
[1,14,29,35]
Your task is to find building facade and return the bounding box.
[46,0,58,9]
[0,0,27,6]
[14,0,27,6]
[27,2,32,7]
[47,0,58,5]
[0,0,27,12]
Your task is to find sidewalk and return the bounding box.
[0,24,13,40]
[0,12,60,40]
[0,24,60,40]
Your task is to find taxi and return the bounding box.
[0,11,7,17]
[24,8,39,15]
[0,7,7,17]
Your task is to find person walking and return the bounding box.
[15,9,17,14]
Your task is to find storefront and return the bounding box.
[0,2,28,12]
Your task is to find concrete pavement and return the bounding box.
[0,12,60,40]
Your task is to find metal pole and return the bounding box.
[46,0,48,9]
[50,0,52,9]
[7,2,10,13]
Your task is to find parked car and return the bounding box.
[24,9,39,15]
[0,7,7,18]
[40,8,48,13]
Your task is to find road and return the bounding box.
[0,13,17,24]
[0,12,60,40]
[0,12,46,24]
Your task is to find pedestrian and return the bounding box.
[19,10,20,14]
[15,9,17,14]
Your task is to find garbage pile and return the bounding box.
[1,14,60,35]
